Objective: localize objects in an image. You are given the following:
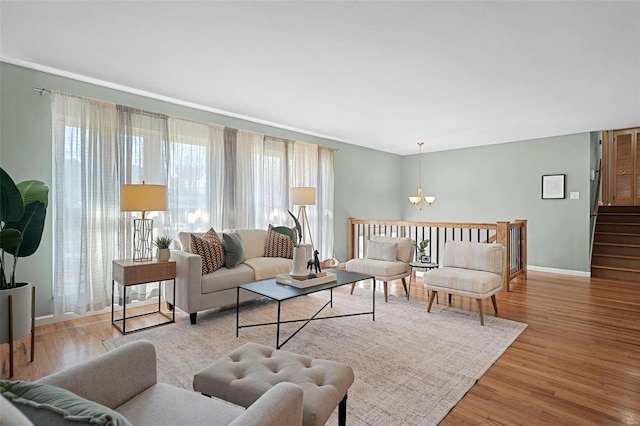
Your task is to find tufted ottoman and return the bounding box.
[193,342,354,426]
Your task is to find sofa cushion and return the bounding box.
[365,241,398,262]
[264,225,294,259]
[191,229,225,274]
[1,394,33,426]
[178,231,205,253]
[234,229,268,259]
[244,257,293,281]
[221,231,245,268]
[443,241,504,274]
[424,267,502,294]
[115,383,243,426]
[0,380,132,426]
[370,236,414,263]
[201,264,256,294]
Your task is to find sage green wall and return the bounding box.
[402,133,592,272]
[0,62,401,316]
[1,61,593,317]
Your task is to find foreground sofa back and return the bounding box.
[169,228,293,324]
[2,340,303,426]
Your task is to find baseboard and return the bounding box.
[527,265,591,277]
[35,298,160,326]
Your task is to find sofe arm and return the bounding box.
[35,340,157,409]
[168,249,202,315]
[230,382,303,426]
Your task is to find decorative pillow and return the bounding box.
[0,380,132,426]
[222,231,245,268]
[190,228,225,274]
[264,224,295,259]
[365,241,398,262]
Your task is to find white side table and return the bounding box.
[111,259,176,334]
[408,261,439,301]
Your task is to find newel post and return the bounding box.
[517,219,528,279]
[496,221,510,291]
[347,218,355,261]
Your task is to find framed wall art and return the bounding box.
[542,174,565,199]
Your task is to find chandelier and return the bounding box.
[408,141,436,210]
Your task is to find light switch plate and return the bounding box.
[570,192,579,199]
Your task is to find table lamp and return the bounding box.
[120,181,167,262]
[289,187,316,249]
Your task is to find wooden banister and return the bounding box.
[347,217,527,291]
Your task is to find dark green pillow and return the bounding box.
[222,231,245,268]
[0,380,132,426]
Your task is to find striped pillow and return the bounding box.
[264,224,295,259]
[191,228,225,274]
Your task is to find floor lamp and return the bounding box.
[290,187,316,250]
[120,181,167,262]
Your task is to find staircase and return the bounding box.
[591,206,640,282]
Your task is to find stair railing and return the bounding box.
[347,218,527,291]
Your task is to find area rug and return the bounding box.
[104,288,526,425]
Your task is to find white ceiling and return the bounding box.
[1,1,639,155]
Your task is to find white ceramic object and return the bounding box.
[0,282,32,344]
[157,248,171,262]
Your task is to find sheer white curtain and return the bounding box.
[116,106,170,301]
[52,91,334,316]
[52,93,120,315]
[317,147,335,259]
[167,118,224,234]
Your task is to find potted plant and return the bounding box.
[416,239,430,261]
[0,167,49,376]
[154,235,173,262]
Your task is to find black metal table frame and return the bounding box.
[111,278,176,334]
[408,261,439,301]
[236,271,375,349]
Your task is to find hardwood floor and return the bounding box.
[2,271,639,425]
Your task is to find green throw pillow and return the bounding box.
[222,231,245,268]
[0,380,132,426]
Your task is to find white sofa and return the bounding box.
[169,229,293,324]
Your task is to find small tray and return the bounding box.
[276,272,337,288]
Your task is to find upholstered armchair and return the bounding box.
[423,241,506,325]
[346,236,414,302]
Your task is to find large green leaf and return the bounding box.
[4,201,46,257]
[17,180,49,208]
[272,226,294,242]
[0,168,24,223]
[287,210,302,244]
[0,229,22,250]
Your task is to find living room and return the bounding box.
[1,1,639,425]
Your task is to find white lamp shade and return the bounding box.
[290,187,316,206]
[120,184,167,212]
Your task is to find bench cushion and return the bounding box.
[345,258,408,279]
[424,267,502,295]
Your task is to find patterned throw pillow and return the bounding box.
[190,228,225,274]
[264,224,295,259]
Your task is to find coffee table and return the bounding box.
[236,269,375,349]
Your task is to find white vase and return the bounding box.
[290,246,309,279]
[0,282,32,344]
[157,248,170,262]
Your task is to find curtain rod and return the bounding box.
[33,87,52,95]
[31,86,339,152]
